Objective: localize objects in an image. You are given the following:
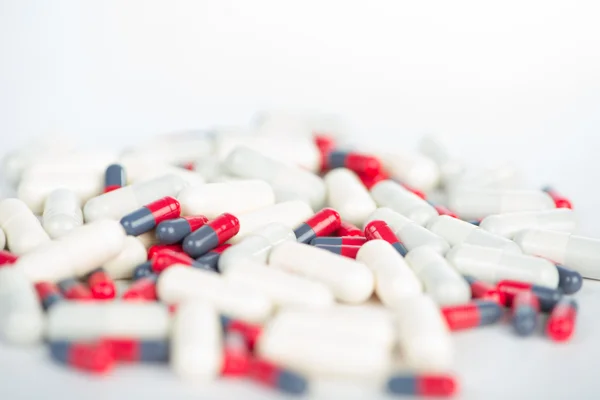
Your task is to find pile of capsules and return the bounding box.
[0,112,592,397]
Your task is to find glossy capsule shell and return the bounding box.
[546,297,578,342]
[556,264,582,295]
[34,281,63,310]
[463,276,505,304]
[248,358,308,395]
[42,188,84,239]
[441,300,503,331]
[448,189,555,220]
[335,221,363,236]
[85,268,116,300]
[324,168,377,226]
[104,164,126,193]
[479,209,577,238]
[512,291,539,336]
[148,244,183,260]
[364,220,408,256]
[294,208,341,244]
[542,186,573,209]
[120,196,180,236]
[151,249,207,273]
[0,250,18,266]
[496,280,562,311]
[313,244,361,258]
[57,278,93,301]
[105,338,169,362]
[156,215,208,244]
[310,236,366,246]
[387,373,457,397]
[49,340,114,373]
[123,274,158,301]
[325,150,382,177]
[0,198,50,255]
[370,180,438,226]
[196,244,231,272]
[183,213,240,258]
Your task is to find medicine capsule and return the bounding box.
[183,213,240,258]
[248,358,308,395]
[356,240,422,307]
[221,330,251,376]
[446,244,559,288]
[370,180,438,226]
[122,275,158,301]
[405,246,471,306]
[335,221,363,236]
[427,215,521,253]
[293,208,341,244]
[219,223,295,274]
[364,220,408,256]
[0,250,18,266]
[132,261,153,281]
[324,150,382,177]
[479,209,577,238]
[224,146,326,209]
[84,174,187,222]
[120,196,180,236]
[513,229,600,280]
[556,264,582,295]
[85,268,116,300]
[313,244,361,258]
[156,215,208,244]
[196,244,231,272]
[41,188,83,239]
[542,186,572,209]
[220,315,263,350]
[34,281,63,310]
[148,243,183,259]
[463,276,505,304]
[178,180,275,219]
[49,340,115,374]
[512,291,539,336]
[310,236,366,246]
[151,249,208,273]
[47,302,170,341]
[448,189,555,220]
[103,236,147,280]
[387,373,457,397]
[105,338,169,362]
[269,241,374,304]
[104,164,126,193]
[365,208,449,254]
[324,168,377,226]
[0,198,50,255]
[57,278,93,301]
[441,300,503,331]
[546,297,578,342]
[496,280,562,311]
[377,150,440,192]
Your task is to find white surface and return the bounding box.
[1,0,600,398]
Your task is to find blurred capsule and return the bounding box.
[34,281,64,310]
[387,373,457,397]
[542,186,573,209]
[497,280,562,312]
[512,291,539,336]
[441,300,503,331]
[85,268,116,300]
[546,297,578,342]
[104,164,126,193]
[123,275,158,302]
[49,340,114,374]
[156,215,209,244]
[248,358,308,395]
[57,278,93,301]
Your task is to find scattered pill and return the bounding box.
[151,249,208,273]
[85,268,116,300]
[556,264,583,295]
[183,213,240,258]
[104,164,127,193]
[377,150,440,192]
[248,358,308,395]
[49,340,115,373]
[293,208,341,244]
[546,298,578,342]
[364,220,408,256]
[441,300,503,331]
[387,373,457,397]
[511,291,539,336]
[120,196,180,236]
[156,215,208,244]
[496,280,562,312]
[542,186,573,209]
[324,168,377,226]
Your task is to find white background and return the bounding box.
[1,1,600,399]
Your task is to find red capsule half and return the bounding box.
[335,221,363,237]
[86,268,116,300]
[441,300,503,331]
[58,278,93,301]
[364,220,407,256]
[546,298,578,342]
[294,208,341,244]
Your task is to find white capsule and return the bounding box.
[364,207,449,254]
[231,200,313,244]
[427,215,521,253]
[0,267,45,345]
[377,150,440,191]
[448,189,555,220]
[370,180,438,226]
[0,198,50,255]
[42,188,83,239]
[171,300,221,381]
[178,180,275,219]
[446,244,559,288]
[269,241,374,304]
[324,168,377,226]
[14,220,126,282]
[356,240,422,307]
[224,260,335,309]
[219,223,295,273]
[103,236,148,279]
[479,209,577,238]
[157,266,273,323]
[224,146,326,210]
[405,246,471,306]
[83,174,187,222]
[395,295,453,371]
[47,302,169,341]
[0,228,6,250]
[514,229,600,280]
[136,230,159,249]
[418,135,465,185]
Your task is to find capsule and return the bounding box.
[156,215,208,244]
[148,243,183,259]
[49,340,114,373]
[269,241,374,304]
[293,208,341,244]
[123,275,158,301]
[512,291,539,336]
[0,198,50,255]
[0,250,18,266]
[370,180,438,226]
[448,189,555,220]
[103,236,148,279]
[463,276,505,304]
[221,331,251,376]
[377,150,440,192]
[84,174,187,222]
[85,268,116,300]
[105,338,169,362]
[427,215,521,253]
[104,164,126,193]
[546,298,578,342]
[514,229,600,280]
[324,168,377,226]
[556,264,582,295]
[364,220,408,256]
[177,180,275,219]
[365,208,449,254]
[324,150,382,177]
[405,246,471,306]
[183,213,240,258]
[542,186,572,209]
[313,244,361,258]
[42,188,83,239]
[132,261,153,281]
[224,146,326,209]
[335,221,363,236]
[310,236,367,246]
[356,240,422,307]
[151,249,209,273]
[220,315,263,350]
[441,300,503,331]
[479,209,577,238]
[446,244,559,288]
[496,280,562,311]
[57,278,93,301]
[120,196,180,236]
[387,373,457,397]
[196,244,231,272]
[34,281,63,310]
[219,223,295,274]
[248,358,308,395]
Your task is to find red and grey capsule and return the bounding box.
[34,281,63,310]
[183,213,240,258]
[463,275,506,305]
[57,278,93,301]
[105,338,169,362]
[49,340,114,374]
[85,267,116,300]
[335,221,363,237]
[556,264,582,295]
[310,236,367,246]
[0,250,18,266]
[497,280,562,312]
[325,150,382,177]
[122,275,158,302]
[196,243,231,273]
[313,244,361,259]
[546,297,578,342]
[104,164,126,193]
[364,220,408,256]
[512,291,540,336]
[132,261,153,281]
[441,300,503,331]
[147,243,183,260]
[151,249,208,273]
[542,186,573,209]
[156,215,209,245]
[387,373,457,397]
[294,208,341,244]
[248,357,308,395]
[120,196,181,236]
